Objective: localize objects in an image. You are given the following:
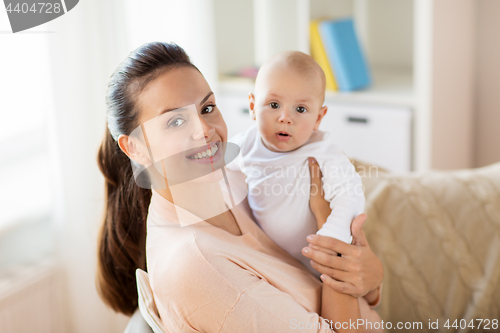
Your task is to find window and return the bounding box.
[0,13,54,264]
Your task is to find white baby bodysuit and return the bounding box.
[227,125,365,277]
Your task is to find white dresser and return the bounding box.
[320,103,412,173]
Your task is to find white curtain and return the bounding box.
[46,1,130,332]
[124,0,219,89]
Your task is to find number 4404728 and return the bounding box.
[444,319,498,330]
[6,3,62,14]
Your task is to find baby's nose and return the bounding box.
[278,109,293,124]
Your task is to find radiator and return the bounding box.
[0,260,67,333]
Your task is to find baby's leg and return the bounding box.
[358,297,383,333]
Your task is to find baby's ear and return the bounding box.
[313,105,328,131]
[248,93,256,121]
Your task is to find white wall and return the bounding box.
[431,0,476,169]
[475,0,500,167]
[431,0,500,169]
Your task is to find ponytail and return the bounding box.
[96,128,151,315]
[96,42,197,315]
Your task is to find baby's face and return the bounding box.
[250,67,327,152]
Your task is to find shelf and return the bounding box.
[217,66,414,108]
[325,66,414,107]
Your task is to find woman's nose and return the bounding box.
[192,115,215,141]
[278,108,293,125]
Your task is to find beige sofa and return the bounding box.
[355,161,500,332]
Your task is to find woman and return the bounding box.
[96,42,383,332]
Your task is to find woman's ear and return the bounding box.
[248,93,256,121]
[118,134,151,166]
[313,105,328,131]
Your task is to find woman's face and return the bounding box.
[131,66,228,186]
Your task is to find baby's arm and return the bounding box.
[315,147,365,244]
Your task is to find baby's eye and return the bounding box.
[202,105,215,114]
[296,106,307,113]
[269,102,280,109]
[168,117,185,128]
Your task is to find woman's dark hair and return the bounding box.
[96,42,198,315]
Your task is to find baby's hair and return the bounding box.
[256,51,326,101]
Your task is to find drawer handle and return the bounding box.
[347,116,368,124]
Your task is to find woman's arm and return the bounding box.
[321,284,363,333]
[307,157,383,303]
[164,260,340,333]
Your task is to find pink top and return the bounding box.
[146,190,382,332]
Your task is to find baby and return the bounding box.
[228,51,365,278]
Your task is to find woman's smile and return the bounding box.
[186,141,222,164]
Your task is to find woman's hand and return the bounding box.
[305,157,383,301]
[304,217,383,300]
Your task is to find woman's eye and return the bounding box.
[296,106,307,113]
[168,118,185,128]
[269,102,280,109]
[202,105,215,114]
